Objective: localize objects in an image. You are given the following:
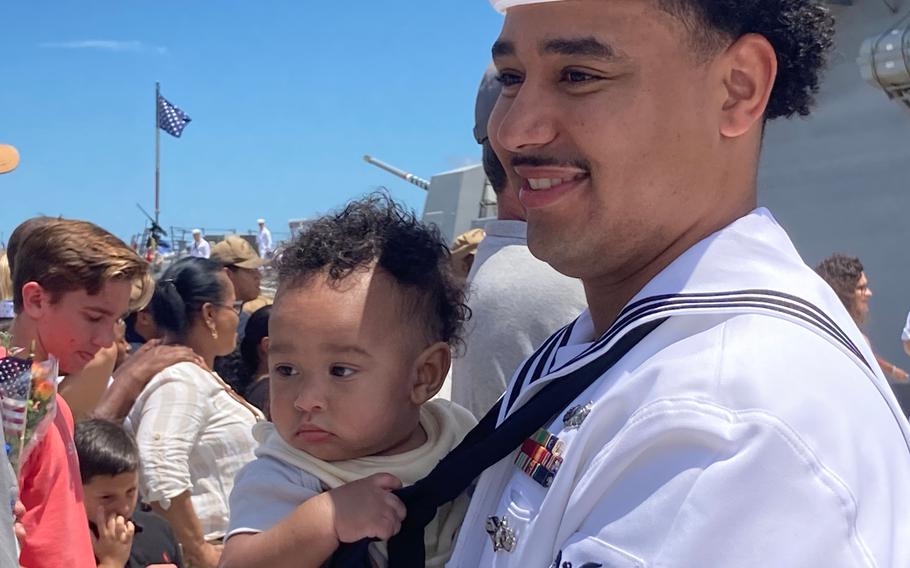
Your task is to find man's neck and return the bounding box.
[583,201,755,337]
[7,316,49,361]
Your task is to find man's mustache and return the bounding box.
[510,155,591,171]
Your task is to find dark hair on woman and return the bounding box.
[240,305,271,381]
[150,257,227,341]
[275,193,470,349]
[74,419,139,484]
[815,253,864,323]
[658,0,835,119]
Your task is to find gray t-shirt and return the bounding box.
[0,428,20,566]
[452,220,587,418]
[226,455,323,537]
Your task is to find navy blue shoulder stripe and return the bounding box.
[569,291,868,376]
[546,319,578,374]
[599,297,863,365]
[504,323,570,413]
[618,290,855,352]
[505,290,869,415]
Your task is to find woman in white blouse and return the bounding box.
[129,257,263,568]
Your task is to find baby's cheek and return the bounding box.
[270,408,296,440]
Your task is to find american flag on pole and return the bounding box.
[158,95,192,138]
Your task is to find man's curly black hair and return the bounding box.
[659,0,835,119]
[274,193,470,349]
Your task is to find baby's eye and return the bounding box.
[274,365,298,378]
[329,366,356,379]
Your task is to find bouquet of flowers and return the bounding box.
[0,332,58,480]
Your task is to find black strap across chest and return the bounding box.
[373,318,666,567]
[336,288,873,567]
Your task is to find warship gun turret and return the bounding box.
[363,154,497,245]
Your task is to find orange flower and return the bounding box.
[30,364,50,381]
[33,380,54,401]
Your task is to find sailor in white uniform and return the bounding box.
[396,1,910,567]
[447,209,910,567]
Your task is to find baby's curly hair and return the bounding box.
[659,0,835,119]
[275,193,470,350]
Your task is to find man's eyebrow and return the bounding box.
[542,36,624,61]
[492,39,515,58]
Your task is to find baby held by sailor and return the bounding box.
[220,195,476,568]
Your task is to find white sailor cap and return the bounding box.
[257,218,265,224]
[192,228,201,235]
[490,0,563,13]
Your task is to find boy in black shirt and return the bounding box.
[75,419,183,567]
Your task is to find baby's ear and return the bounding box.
[410,342,451,404]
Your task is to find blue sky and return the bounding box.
[0,1,504,246]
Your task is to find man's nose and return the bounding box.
[490,81,559,153]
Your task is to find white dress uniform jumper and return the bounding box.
[381,209,910,568]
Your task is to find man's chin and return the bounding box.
[60,353,93,376]
[526,229,577,277]
[59,363,81,376]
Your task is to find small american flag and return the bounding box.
[1,399,26,433]
[158,94,192,138]
[0,357,30,434]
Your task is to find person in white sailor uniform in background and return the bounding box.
[383,1,910,567]
[189,228,211,258]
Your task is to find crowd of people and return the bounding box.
[3,0,910,567]
[186,221,273,262]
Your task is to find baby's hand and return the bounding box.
[328,473,406,543]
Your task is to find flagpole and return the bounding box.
[155,81,161,226]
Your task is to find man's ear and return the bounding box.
[260,336,270,362]
[717,33,777,138]
[20,282,50,319]
[410,342,451,405]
